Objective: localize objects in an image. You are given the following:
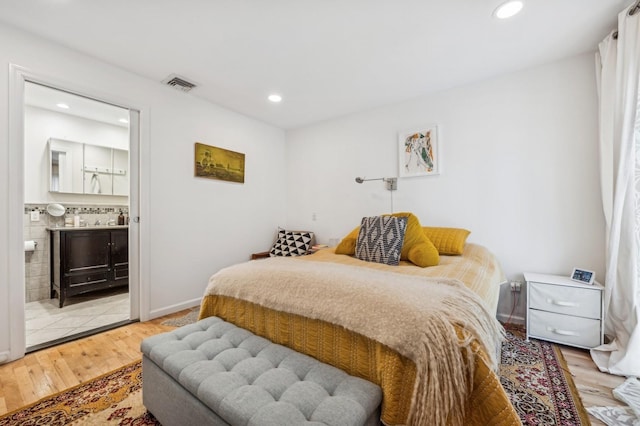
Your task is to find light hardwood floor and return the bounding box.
[0,311,629,424]
[0,309,185,416]
[561,345,626,425]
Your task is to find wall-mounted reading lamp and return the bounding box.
[355,176,398,212]
[355,176,398,190]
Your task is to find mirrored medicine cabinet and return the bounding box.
[49,138,129,196]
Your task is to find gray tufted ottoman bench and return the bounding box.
[141,316,382,426]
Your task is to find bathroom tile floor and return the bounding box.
[25,288,130,349]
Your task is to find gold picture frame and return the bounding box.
[194,142,245,183]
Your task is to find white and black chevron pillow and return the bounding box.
[269,229,314,257]
[355,216,408,265]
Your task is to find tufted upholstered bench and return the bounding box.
[141,316,383,426]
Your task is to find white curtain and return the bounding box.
[591,5,640,377]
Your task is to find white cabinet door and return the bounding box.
[112,148,129,196]
[83,145,113,194]
[49,138,84,194]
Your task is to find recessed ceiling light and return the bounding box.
[494,0,523,19]
[268,94,282,103]
[56,103,69,109]
[119,118,129,124]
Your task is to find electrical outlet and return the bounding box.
[312,212,317,221]
[510,281,522,292]
[30,210,40,222]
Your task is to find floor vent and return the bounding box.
[162,74,197,92]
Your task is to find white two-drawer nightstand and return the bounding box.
[524,272,604,349]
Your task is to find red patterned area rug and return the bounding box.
[0,360,159,426]
[500,325,591,425]
[0,325,589,426]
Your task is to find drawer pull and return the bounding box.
[69,264,109,272]
[546,326,580,337]
[69,279,108,288]
[547,298,579,308]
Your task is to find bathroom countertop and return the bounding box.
[47,225,129,231]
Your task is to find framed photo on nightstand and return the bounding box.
[570,267,595,285]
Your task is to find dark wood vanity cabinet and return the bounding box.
[50,228,128,307]
[110,229,129,282]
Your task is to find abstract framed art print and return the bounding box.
[398,126,440,177]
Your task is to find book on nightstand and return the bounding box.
[308,244,329,254]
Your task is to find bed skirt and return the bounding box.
[199,295,519,426]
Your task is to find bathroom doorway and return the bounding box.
[22,81,138,352]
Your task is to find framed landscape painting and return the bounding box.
[194,142,245,183]
[398,126,440,177]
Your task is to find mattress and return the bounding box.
[199,244,518,426]
[303,243,505,315]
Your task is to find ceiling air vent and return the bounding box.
[161,74,197,92]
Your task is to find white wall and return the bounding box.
[285,53,605,322]
[0,23,287,359]
[24,105,129,204]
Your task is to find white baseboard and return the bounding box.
[496,312,525,325]
[148,297,202,320]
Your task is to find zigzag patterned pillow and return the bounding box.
[355,216,408,265]
[269,229,314,257]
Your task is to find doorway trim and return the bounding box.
[8,64,151,361]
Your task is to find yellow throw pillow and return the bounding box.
[335,226,359,254]
[422,227,470,255]
[335,213,440,267]
[408,243,440,268]
[392,212,439,267]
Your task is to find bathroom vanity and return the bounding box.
[49,226,128,308]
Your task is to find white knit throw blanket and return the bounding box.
[204,257,504,426]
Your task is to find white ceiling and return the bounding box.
[25,82,130,128]
[0,0,631,129]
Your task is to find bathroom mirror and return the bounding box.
[46,203,66,217]
[49,138,84,194]
[49,138,128,196]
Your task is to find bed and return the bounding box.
[199,240,520,426]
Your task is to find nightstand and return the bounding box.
[524,272,604,349]
[250,251,270,260]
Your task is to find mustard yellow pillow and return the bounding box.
[335,213,440,267]
[422,227,470,255]
[392,212,438,266]
[408,242,440,268]
[335,226,359,254]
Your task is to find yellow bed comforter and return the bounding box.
[199,244,520,426]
